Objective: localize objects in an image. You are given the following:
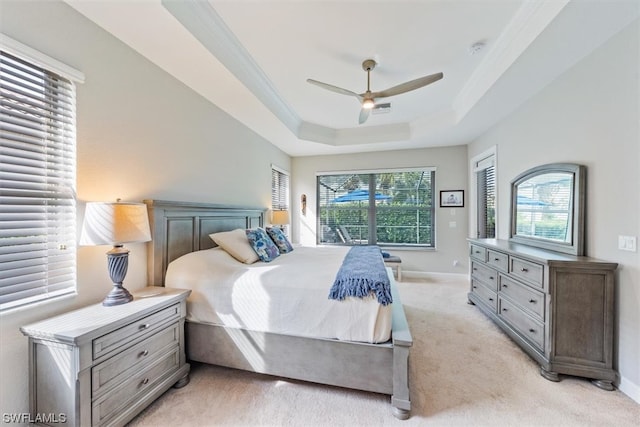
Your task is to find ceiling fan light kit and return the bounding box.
[307,59,443,124]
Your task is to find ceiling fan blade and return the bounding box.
[358,108,370,125]
[307,79,361,98]
[371,72,443,99]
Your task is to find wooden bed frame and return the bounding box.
[144,199,413,419]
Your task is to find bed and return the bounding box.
[144,199,412,419]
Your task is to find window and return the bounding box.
[271,166,289,211]
[473,151,496,239]
[0,48,79,311]
[317,169,435,247]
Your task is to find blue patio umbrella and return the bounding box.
[517,195,549,206]
[331,189,392,203]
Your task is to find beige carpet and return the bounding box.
[128,274,639,426]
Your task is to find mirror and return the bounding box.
[510,163,585,255]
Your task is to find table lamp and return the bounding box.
[271,210,290,231]
[80,201,151,306]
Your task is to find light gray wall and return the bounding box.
[0,0,290,417]
[467,19,640,401]
[292,145,470,274]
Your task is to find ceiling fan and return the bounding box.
[307,59,443,125]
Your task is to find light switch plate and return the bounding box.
[618,235,637,252]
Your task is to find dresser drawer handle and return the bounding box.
[489,298,494,302]
[141,378,150,386]
[494,258,500,261]
[472,285,477,289]
[520,267,529,272]
[473,267,477,271]
[502,308,507,312]
[139,323,150,330]
[489,276,494,280]
[529,299,537,304]
[475,250,481,254]
[502,284,508,288]
[139,350,149,357]
[528,328,536,333]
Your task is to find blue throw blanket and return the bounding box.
[328,246,393,306]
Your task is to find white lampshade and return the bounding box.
[80,202,151,246]
[271,210,290,226]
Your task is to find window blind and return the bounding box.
[475,156,496,239]
[0,50,77,311]
[271,166,289,211]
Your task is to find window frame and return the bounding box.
[471,147,497,239]
[1,37,83,312]
[316,167,436,248]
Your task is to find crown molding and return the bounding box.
[453,0,569,120]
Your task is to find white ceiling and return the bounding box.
[64,0,639,157]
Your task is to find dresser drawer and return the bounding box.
[499,275,545,320]
[470,244,487,261]
[487,250,508,272]
[499,297,544,351]
[471,261,498,290]
[92,322,180,397]
[93,303,180,360]
[92,346,180,426]
[510,256,544,288]
[471,279,497,312]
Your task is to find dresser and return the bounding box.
[467,238,618,390]
[21,287,191,426]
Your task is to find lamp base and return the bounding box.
[102,284,134,306]
[104,246,133,306]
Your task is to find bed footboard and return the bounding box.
[185,280,412,420]
[390,281,412,419]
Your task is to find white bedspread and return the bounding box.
[165,246,392,343]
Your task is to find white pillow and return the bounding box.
[209,229,259,264]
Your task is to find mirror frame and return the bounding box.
[509,163,586,256]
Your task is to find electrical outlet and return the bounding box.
[618,235,637,252]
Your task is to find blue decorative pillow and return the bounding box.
[266,227,294,254]
[246,227,280,262]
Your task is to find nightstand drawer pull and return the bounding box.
[521,267,528,272]
[502,284,508,288]
[502,308,508,312]
[529,299,537,304]
[141,378,150,385]
[529,329,536,333]
[139,350,149,357]
[139,323,150,330]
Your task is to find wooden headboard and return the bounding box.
[144,199,266,286]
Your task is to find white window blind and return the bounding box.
[0,50,77,311]
[271,166,289,211]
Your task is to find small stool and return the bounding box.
[384,255,402,281]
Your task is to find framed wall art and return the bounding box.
[440,190,464,207]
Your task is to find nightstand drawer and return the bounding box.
[92,322,180,397]
[471,261,498,290]
[92,346,180,426]
[499,297,544,351]
[93,303,180,360]
[510,256,543,288]
[499,275,545,320]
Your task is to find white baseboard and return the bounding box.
[618,375,640,404]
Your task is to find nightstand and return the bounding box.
[20,287,191,426]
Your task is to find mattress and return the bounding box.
[164,246,392,343]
